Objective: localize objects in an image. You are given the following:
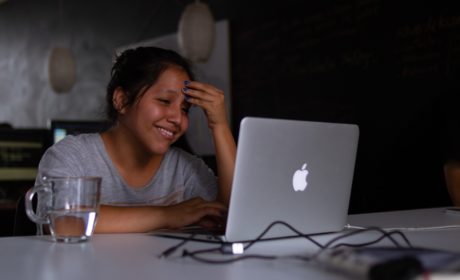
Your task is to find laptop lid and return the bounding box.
[224,117,359,242]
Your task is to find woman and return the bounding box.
[36,47,236,233]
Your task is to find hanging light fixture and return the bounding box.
[48,0,76,94]
[48,47,76,93]
[178,0,215,63]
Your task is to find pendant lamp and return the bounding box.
[48,0,76,94]
[178,0,215,62]
[48,47,76,93]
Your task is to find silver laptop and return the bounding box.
[154,117,359,243]
[223,117,359,242]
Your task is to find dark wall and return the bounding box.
[229,0,459,213]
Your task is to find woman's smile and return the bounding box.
[157,126,175,140]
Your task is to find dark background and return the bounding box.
[228,0,460,213]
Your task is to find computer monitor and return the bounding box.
[0,129,49,182]
[49,120,111,144]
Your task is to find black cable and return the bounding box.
[308,227,413,262]
[156,220,326,259]
[158,234,197,258]
[243,220,325,251]
[158,221,413,265]
[158,220,326,262]
[322,227,412,250]
[331,235,396,249]
[182,248,311,264]
[182,249,278,264]
[331,232,406,249]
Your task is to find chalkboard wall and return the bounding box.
[229,0,460,213]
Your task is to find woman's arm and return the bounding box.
[444,161,460,206]
[211,123,236,206]
[95,197,226,233]
[183,81,236,206]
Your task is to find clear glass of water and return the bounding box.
[25,177,101,243]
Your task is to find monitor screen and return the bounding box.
[49,120,111,144]
[0,129,48,181]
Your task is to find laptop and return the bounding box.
[155,117,359,243]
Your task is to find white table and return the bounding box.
[347,207,460,255]
[1,207,460,280]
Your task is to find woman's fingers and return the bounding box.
[185,81,222,95]
[183,81,228,128]
[164,197,227,229]
[183,87,224,106]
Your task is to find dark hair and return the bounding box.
[105,46,195,123]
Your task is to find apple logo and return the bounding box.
[292,163,309,191]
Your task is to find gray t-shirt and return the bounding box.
[36,133,218,206]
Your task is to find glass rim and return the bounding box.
[43,176,102,182]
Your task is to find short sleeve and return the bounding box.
[35,136,88,185]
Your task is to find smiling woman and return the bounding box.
[34,46,236,233]
[109,66,191,156]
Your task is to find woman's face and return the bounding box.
[120,66,191,155]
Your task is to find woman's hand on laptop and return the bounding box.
[162,197,227,229]
[196,212,227,230]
